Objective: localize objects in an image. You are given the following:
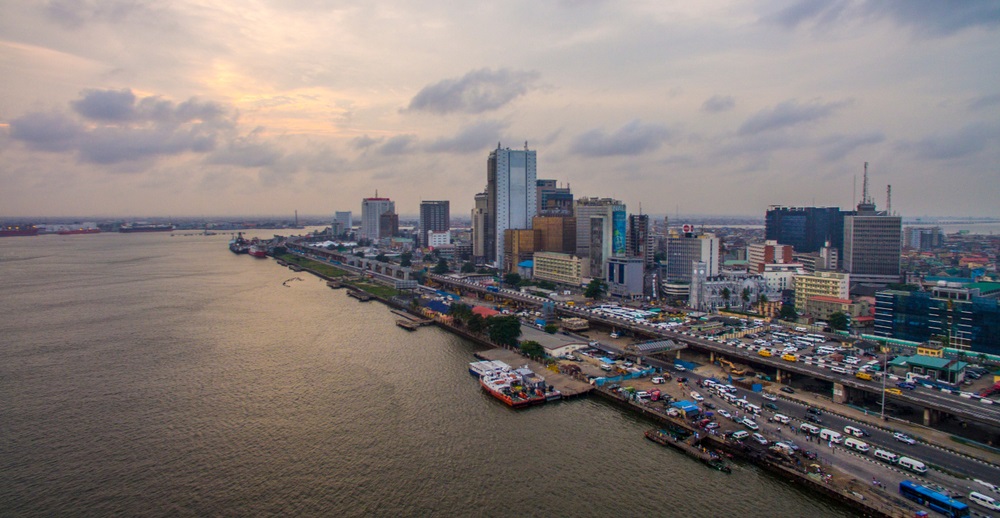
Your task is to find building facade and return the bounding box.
[426,230,451,248]
[532,215,576,254]
[606,256,645,299]
[626,214,654,268]
[574,197,626,278]
[689,263,769,313]
[533,252,584,286]
[765,206,845,258]
[794,271,851,312]
[843,201,902,286]
[904,227,944,251]
[361,196,394,241]
[804,295,870,322]
[747,240,794,274]
[419,201,450,247]
[665,232,720,283]
[471,192,490,263]
[503,229,542,273]
[487,145,537,267]
[378,211,399,239]
[536,179,573,216]
[874,283,1000,354]
[333,211,352,237]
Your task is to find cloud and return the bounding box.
[968,93,1000,111]
[376,134,417,155]
[762,1,1000,37]
[425,120,508,154]
[9,112,83,151]
[570,120,672,157]
[351,134,382,150]
[701,95,735,113]
[738,99,849,135]
[819,132,885,160]
[406,68,539,114]
[207,129,284,168]
[10,88,237,164]
[761,1,849,29]
[901,123,1000,160]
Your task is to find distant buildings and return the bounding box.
[843,198,901,286]
[904,226,944,251]
[503,228,542,273]
[765,206,845,257]
[875,282,1000,354]
[536,179,573,216]
[574,197,626,278]
[361,195,394,241]
[419,200,450,247]
[378,211,399,239]
[606,256,646,299]
[471,192,489,262]
[626,214,654,268]
[333,211,352,237]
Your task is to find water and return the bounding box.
[0,232,851,517]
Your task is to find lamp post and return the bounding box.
[880,343,888,420]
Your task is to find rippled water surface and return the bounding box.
[0,232,852,517]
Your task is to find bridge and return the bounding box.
[428,274,1000,429]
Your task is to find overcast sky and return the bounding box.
[2,1,999,219]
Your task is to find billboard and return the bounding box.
[612,210,626,256]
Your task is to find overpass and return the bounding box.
[429,274,1000,429]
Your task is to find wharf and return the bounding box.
[392,310,434,331]
[474,348,593,399]
[347,289,372,302]
[326,280,344,289]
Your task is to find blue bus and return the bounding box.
[899,480,969,518]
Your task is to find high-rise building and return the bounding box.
[574,197,626,278]
[875,283,1000,354]
[533,252,583,286]
[532,215,576,254]
[747,240,795,274]
[843,197,901,286]
[765,206,845,258]
[536,179,573,216]
[471,192,490,263]
[665,231,719,283]
[419,201,450,247]
[503,229,542,273]
[626,214,654,268]
[361,195,394,241]
[379,211,399,239]
[485,144,537,267]
[904,227,944,251]
[333,211,352,237]
[793,271,850,312]
[606,256,645,299]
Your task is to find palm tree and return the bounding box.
[741,287,751,310]
[721,287,731,309]
[757,293,769,315]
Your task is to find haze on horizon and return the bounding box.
[2,1,999,219]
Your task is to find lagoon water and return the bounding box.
[0,231,851,517]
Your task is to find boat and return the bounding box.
[229,232,250,254]
[248,238,268,258]
[468,360,511,378]
[119,223,174,233]
[479,366,547,408]
[0,224,39,237]
[58,228,101,235]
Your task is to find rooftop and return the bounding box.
[888,354,968,372]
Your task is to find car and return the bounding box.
[762,392,778,401]
[677,377,688,383]
[764,402,779,411]
[751,432,768,445]
[884,387,902,395]
[805,414,822,424]
[893,432,916,445]
[703,402,716,410]
[806,407,822,415]
[897,382,916,390]
[674,365,686,372]
[802,450,818,460]
[718,409,732,419]
[780,386,795,394]
[741,418,759,430]
[705,422,720,430]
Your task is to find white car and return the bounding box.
[690,391,704,402]
[752,432,768,445]
[741,418,759,430]
[718,409,732,419]
[893,432,916,445]
[762,392,778,401]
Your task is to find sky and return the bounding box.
[1,1,999,219]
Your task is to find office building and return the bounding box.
[533,252,584,286]
[793,271,850,312]
[536,179,573,216]
[574,197,626,278]
[875,282,1000,354]
[626,214,654,268]
[471,192,490,262]
[419,201,450,247]
[843,201,901,286]
[665,231,719,283]
[765,206,845,258]
[379,211,399,239]
[747,240,794,274]
[333,211,352,237]
[532,215,576,254]
[361,195,394,241]
[426,230,451,248]
[503,229,542,273]
[486,144,537,267]
[606,256,645,299]
[904,227,944,251]
[804,295,870,323]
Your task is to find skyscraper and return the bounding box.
[361,195,394,241]
[471,192,490,262]
[842,163,901,286]
[486,144,537,267]
[626,214,654,268]
[665,231,719,283]
[419,201,450,247]
[333,211,352,237]
[574,197,625,277]
[536,179,573,216]
[765,206,845,258]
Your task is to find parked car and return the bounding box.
[805,415,822,424]
[764,402,779,411]
[718,409,732,419]
[741,418,759,430]
[780,386,795,394]
[893,432,916,445]
[762,392,778,401]
[802,450,818,460]
[752,432,768,445]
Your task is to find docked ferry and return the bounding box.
[479,366,547,409]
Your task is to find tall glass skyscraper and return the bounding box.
[486,144,537,267]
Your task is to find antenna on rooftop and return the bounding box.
[886,185,892,215]
[862,162,870,204]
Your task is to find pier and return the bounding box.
[392,310,433,331]
[347,289,372,302]
[326,280,344,289]
[474,348,593,399]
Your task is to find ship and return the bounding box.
[248,238,268,258]
[119,223,174,233]
[58,228,101,235]
[479,366,547,409]
[0,224,39,237]
[469,360,511,378]
[229,232,250,254]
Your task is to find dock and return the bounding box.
[326,280,344,289]
[391,310,433,331]
[474,348,593,399]
[347,289,372,302]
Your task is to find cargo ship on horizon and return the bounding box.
[119,223,174,233]
[0,224,40,237]
[58,228,101,235]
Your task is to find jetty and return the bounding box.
[326,280,344,289]
[474,348,593,399]
[392,310,433,331]
[347,289,372,302]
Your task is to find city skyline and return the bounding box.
[2,2,999,218]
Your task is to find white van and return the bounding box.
[830,366,848,375]
[745,403,761,415]
[799,423,820,435]
[969,491,1000,511]
[773,413,790,424]
[730,430,749,440]
[873,449,899,463]
[843,425,865,438]
[844,437,870,453]
[690,391,704,402]
[819,429,843,444]
[897,456,928,474]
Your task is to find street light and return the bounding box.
[880,343,889,421]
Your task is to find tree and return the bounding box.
[519,340,546,358]
[432,258,449,274]
[468,313,487,334]
[544,324,559,334]
[584,279,607,299]
[741,287,751,309]
[779,303,797,321]
[721,287,731,308]
[375,253,387,263]
[828,312,849,331]
[757,293,769,314]
[399,252,412,268]
[504,272,522,286]
[487,315,522,346]
[450,303,473,321]
[461,261,475,273]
